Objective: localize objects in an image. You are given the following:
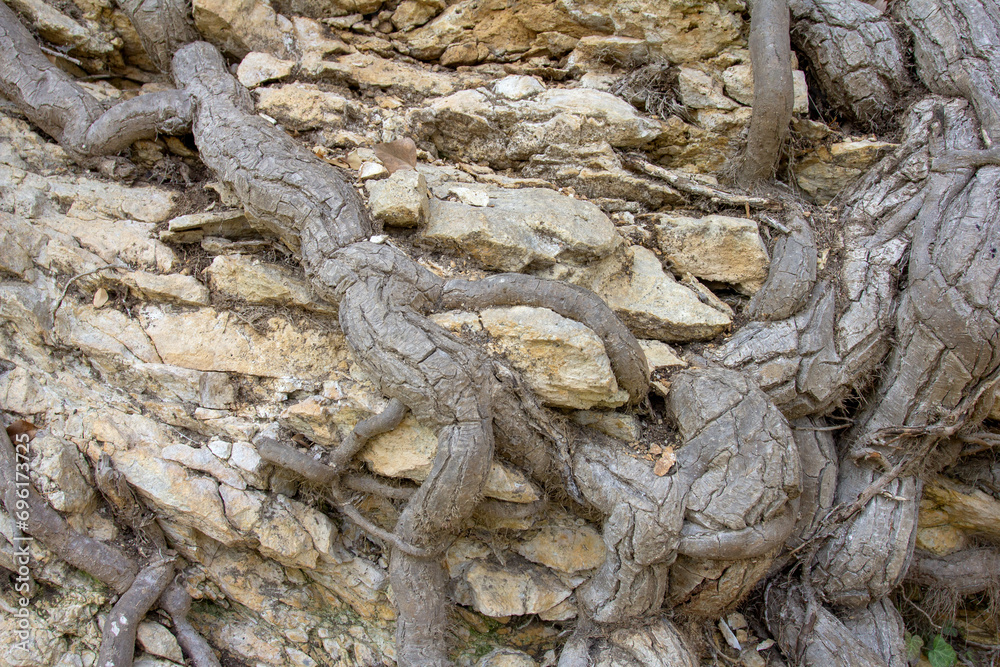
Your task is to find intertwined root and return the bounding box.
[789,0,912,129]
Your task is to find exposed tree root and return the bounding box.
[0,416,139,594]
[98,560,176,667]
[739,0,794,186]
[160,582,223,667]
[621,153,781,210]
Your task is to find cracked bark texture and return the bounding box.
[790,0,912,128]
[2,0,1000,665]
[572,368,800,623]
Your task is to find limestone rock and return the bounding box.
[588,618,698,667]
[474,306,628,409]
[571,411,641,442]
[794,140,898,204]
[0,365,49,414]
[139,306,346,379]
[654,214,770,294]
[137,622,184,663]
[192,0,294,60]
[639,340,687,371]
[28,434,96,513]
[420,186,624,273]
[678,67,739,110]
[453,558,572,617]
[477,649,538,667]
[255,83,352,132]
[113,448,240,545]
[307,51,467,99]
[237,52,296,88]
[392,0,446,31]
[522,143,684,209]
[515,521,606,573]
[492,75,545,100]
[163,209,255,244]
[123,272,211,306]
[402,0,741,65]
[161,444,247,490]
[56,304,162,367]
[597,247,732,342]
[359,414,541,502]
[566,36,650,74]
[205,254,335,314]
[722,63,810,114]
[365,169,429,227]
[408,87,663,169]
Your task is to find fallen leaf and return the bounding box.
[93,287,109,308]
[6,419,38,442]
[373,137,417,174]
[653,445,676,476]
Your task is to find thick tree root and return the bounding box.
[0,3,191,160]
[739,0,794,186]
[160,582,224,667]
[0,416,139,594]
[765,579,900,667]
[98,560,176,667]
[572,368,800,623]
[789,0,912,129]
[745,203,817,322]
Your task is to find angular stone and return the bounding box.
[597,247,732,342]
[43,215,178,272]
[255,83,352,132]
[639,340,687,371]
[420,187,623,273]
[655,214,770,294]
[237,52,296,88]
[0,365,49,415]
[161,444,247,490]
[139,306,346,379]
[515,521,606,573]
[410,88,664,169]
[477,649,538,667]
[113,448,240,545]
[137,622,184,663]
[479,306,628,409]
[402,0,741,65]
[192,0,294,59]
[722,63,810,113]
[311,51,465,99]
[678,67,738,110]
[392,0,446,31]
[453,558,572,617]
[205,254,335,314]
[571,411,641,442]
[492,75,545,100]
[794,140,898,204]
[366,169,430,228]
[57,304,162,367]
[566,36,650,73]
[28,434,96,513]
[124,272,210,306]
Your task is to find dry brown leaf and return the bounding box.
[373,137,417,174]
[6,419,38,442]
[93,287,109,308]
[653,445,676,476]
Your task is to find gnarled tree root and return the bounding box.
[98,560,176,667]
[160,582,223,667]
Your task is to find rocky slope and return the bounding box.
[1,1,998,666]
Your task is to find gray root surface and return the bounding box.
[765,579,896,667]
[789,0,912,128]
[97,561,175,667]
[739,0,794,186]
[160,583,224,667]
[572,368,800,623]
[0,2,191,160]
[745,203,817,321]
[0,416,139,594]
[168,40,650,666]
